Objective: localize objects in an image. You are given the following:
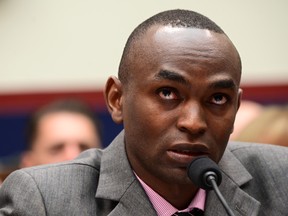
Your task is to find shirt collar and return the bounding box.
[135,174,206,216]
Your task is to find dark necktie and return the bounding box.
[172,208,204,216]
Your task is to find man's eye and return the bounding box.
[158,88,178,100]
[211,94,228,105]
[48,144,64,155]
[79,143,90,151]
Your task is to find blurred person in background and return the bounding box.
[234,104,288,147]
[230,100,264,140]
[20,99,103,168]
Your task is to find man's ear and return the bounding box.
[104,76,124,124]
[230,88,243,134]
[237,88,243,111]
[231,88,243,135]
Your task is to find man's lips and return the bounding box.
[167,143,210,165]
[169,149,207,156]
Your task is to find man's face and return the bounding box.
[21,112,101,167]
[109,26,241,189]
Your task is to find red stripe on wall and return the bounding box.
[0,90,107,115]
[241,84,288,104]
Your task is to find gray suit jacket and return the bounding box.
[0,131,288,216]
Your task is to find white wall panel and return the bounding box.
[0,0,287,93]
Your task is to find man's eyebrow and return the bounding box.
[154,70,188,85]
[154,70,237,90]
[209,79,237,89]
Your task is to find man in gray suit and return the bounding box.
[1,9,288,216]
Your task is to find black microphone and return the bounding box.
[187,156,235,216]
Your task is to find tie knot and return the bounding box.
[172,208,204,216]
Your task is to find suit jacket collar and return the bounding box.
[205,147,260,216]
[96,132,260,216]
[95,131,157,216]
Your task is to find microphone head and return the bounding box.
[187,156,222,190]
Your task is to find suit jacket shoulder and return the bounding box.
[209,142,288,216]
[230,142,288,208]
[0,131,155,216]
[0,148,103,216]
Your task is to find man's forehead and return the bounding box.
[154,25,215,39]
[127,25,241,85]
[135,25,233,58]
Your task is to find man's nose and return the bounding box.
[64,145,82,161]
[176,102,207,135]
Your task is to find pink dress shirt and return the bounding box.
[136,174,206,216]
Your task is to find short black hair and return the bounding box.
[25,99,102,150]
[118,9,229,84]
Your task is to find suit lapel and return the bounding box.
[107,180,157,216]
[205,149,260,216]
[95,131,157,216]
